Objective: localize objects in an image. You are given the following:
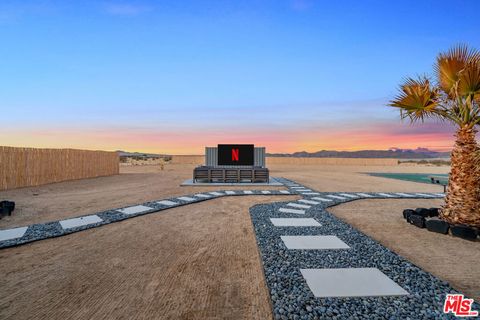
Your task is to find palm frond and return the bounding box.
[458,60,480,98]
[434,44,480,96]
[389,77,440,122]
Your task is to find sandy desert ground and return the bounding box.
[0,195,291,320]
[0,165,284,229]
[0,163,447,229]
[1,163,478,319]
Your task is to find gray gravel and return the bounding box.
[250,178,477,319]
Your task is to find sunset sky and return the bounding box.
[1,1,479,154]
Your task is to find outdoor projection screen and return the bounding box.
[217,144,254,166]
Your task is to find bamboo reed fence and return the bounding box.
[0,146,119,191]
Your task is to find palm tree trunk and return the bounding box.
[441,126,480,227]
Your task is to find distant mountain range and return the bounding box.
[116,150,167,158]
[267,148,450,159]
[118,147,451,159]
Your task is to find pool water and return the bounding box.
[367,173,449,185]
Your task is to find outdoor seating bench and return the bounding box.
[193,166,269,183]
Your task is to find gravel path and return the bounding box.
[250,178,478,319]
[0,189,294,249]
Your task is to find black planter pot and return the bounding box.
[425,218,449,234]
[450,225,478,241]
[1,206,11,216]
[403,209,415,221]
[409,214,426,228]
[0,201,15,216]
[415,208,431,218]
[428,208,440,217]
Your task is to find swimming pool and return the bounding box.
[367,173,449,185]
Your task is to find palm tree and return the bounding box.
[389,45,480,227]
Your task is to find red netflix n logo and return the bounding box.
[232,148,239,162]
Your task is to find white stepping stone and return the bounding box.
[340,193,359,198]
[261,190,271,194]
[311,197,333,202]
[300,268,409,298]
[177,196,196,202]
[243,190,254,194]
[195,193,211,198]
[281,235,350,250]
[209,192,223,196]
[117,205,152,215]
[270,218,321,227]
[224,191,236,195]
[357,193,373,197]
[291,186,305,189]
[156,200,178,206]
[287,203,311,209]
[60,215,102,230]
[415,193,436,197]
[279,208,305,214]
[0,227,28,242]
[302,192,320,195]
[395,192,414,197]
[279,190,291,194]
[377,193,394,197]
[296,189,312,192]
[435,193,446,197]
[298,199,320,205]
[326,195,347,200]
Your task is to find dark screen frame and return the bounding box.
[217,144,254,166]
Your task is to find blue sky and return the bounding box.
[1,0,479,153]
